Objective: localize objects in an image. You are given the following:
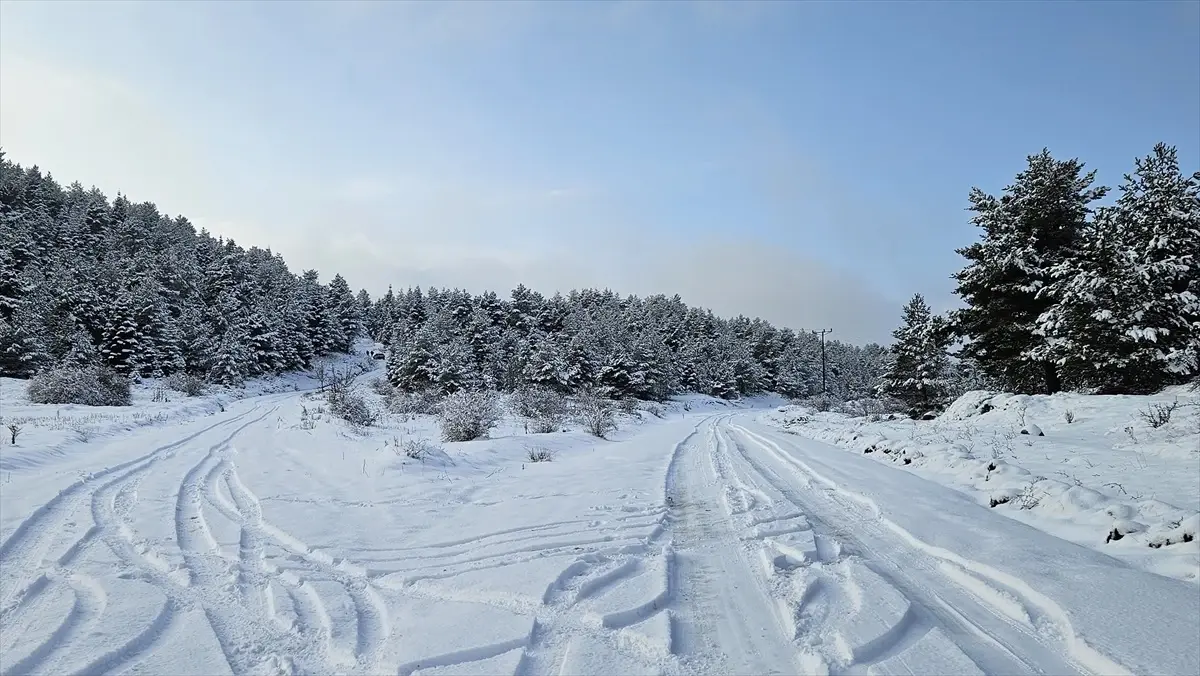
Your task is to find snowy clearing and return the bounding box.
[2,374,1198,675]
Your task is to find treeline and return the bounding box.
[880,143,1199,414]
[363,285,889,401]
[0,150,892,402]
[13,141,1183,414]
[0,151,362,384]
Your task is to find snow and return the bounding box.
[761,387,1200,583]
[3,368,1198,675]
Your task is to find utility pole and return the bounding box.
[812,329,833,395]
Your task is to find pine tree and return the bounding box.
[0,152,362,389]
[878,294,952,415]
[952,149,1107,394]
[1115,144,1200,386]
[208,329,251,385]
[100,293,142,375]
[327,273,360,352]
[523,331,569,391]
[1035,144,1199,392]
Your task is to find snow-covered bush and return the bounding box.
[837,397,902,418]
[574,388,617,439]
[401,437,442,461]
[796,394,834,412]
[327,387,378,427]
[388,389,442,417]
[438,390,501,442]
[165,372,207,396]
[509,386,568,433]
[370,376,393,397]
[27,366,132,406]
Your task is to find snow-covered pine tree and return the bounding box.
[1035,144,1199,393]
[208,328,251,385]
[877,294,952,415]
[356,288,372,334]
[326,273,361,352]
[1113,144,1200,387]
[0,152,359,391]
[99,293,142,375]
[952,149,1107,394]
[523,330,569,391]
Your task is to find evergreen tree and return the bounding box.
[1109,144,1200,386]
[326,273,360,352]
[99,293,142,375]
[0,152,361,387]
[878,294,952,415]
[1035,145,1200,392]
[952,149,1107,394]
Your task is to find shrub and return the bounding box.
[843,397,902,418]
[165,372,207,396]
[438,390,501,442]
[526,445,554,463]
[370,376,393,397]
[837,400,867,417]
[1138,401,1178,429]
[618,397,639,415]
[388,389,443,416]
[327,387,378,427]
[574,388,617,439]
[1063,409,1075,424]
[796,394,834,412]
[400,437,442,461]
[510,386,568,433]
[28,366,132,406]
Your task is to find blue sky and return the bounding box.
[2,0,1196,343]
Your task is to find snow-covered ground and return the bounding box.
[761,388,1200,583]
[2,365,1198,675]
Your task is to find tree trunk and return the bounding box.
[1042,361,1061,394]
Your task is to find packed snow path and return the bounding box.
[1,395,1197,676]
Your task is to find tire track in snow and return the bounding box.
[662,420,799,676]
[221,453,391,672]
[159,406,349,675]
[1,571,107,676]
[1,415,256,673]
[175,450,230,588]
[726,420,1097,676]
[0,410,256,617]
[0,529,103,666]
[68,402,340,676]
[512,420,709,676]
[1,394,371,676]
[68,597,180,676]
[80,404,302,676]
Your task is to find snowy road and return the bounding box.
[1,395,1197,675]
